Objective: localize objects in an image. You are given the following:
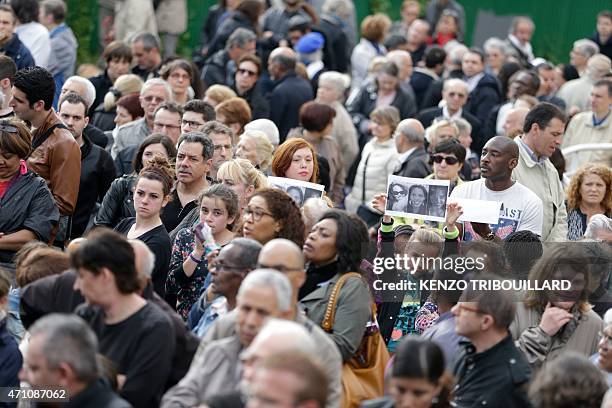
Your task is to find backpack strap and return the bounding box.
[30,123,68,154]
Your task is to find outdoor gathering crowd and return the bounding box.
[0,0,611,407]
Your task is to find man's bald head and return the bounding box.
[129,239,155,284]
[387,50,413,81]
[269,47,297,80]
[395,119,425,153]
[258,239,305,296]
[486,136,519,159]
[503,107,529,138]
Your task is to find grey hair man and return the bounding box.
[202,28,257,89]
[570,39,600,76]
[506,16,535,67]
[392,118,430,178]
[20,313,131,407]
[112,77,172,157]
[161,269,294,407]
[558,53,612,113]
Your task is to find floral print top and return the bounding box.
[166,228,210,320]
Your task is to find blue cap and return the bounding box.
[295,32,325,54]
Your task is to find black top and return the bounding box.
[298,261,339,300]
[65,379,131,408]
[115,218,172,298]
[161,189,199,233]
[77,302,176,408]
[453,335,531,407]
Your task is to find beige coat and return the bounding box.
[513,137,568,242]
[510,302,602,371]
[156,0,187,34]
[562,110,612,173]
[331,101,359,171]
[114,0,158,41]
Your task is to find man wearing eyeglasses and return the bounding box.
[152,101,183,145]
[449,136,543,242]
[451,283,531,407]
[112,78,172,158]
[232,54,270,120]
[181,99,215,134]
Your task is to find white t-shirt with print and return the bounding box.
[450,178,543,240]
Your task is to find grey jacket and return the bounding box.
[510,302,603,370]
[299,273,372,363]
[160,335,242,408]
[112,118,151,158]
[48,23,77,80]
[191,309,343,408]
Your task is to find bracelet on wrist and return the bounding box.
[189,253,202,263]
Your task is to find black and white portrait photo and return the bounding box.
[385,175,450,222]
[427,185,449,218]
[268,176,325,207]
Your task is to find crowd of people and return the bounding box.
[0,0,611,407]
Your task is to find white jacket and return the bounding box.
[513,137,568,242]
[345,138,397,213]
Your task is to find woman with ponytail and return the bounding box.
[114,156,174,298]
[91,73,143,132]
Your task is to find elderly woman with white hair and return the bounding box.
[235,130,274,173]
[315,71,359,171]
[585,214,612,242]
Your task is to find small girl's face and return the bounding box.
[200,197,235,235]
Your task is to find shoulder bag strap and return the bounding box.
[321,272,363,332]
[361,153,371,204]
[30,123,68,155]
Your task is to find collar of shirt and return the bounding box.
[518,136,547,165]
[508,34,534,61]
[398,146,417,164]
[465,72,485,93]
[306,60,324,79]
[593,110,611,127]
[442,105,462,120]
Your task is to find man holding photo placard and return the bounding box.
[449,136,543,241]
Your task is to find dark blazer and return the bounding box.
[393,147,431,179]
[267,72,314,142]
[318,15,349,73]
[201,49,232,89]
[417,107,484,153]
[235,82,270,119]
[464,72,502,126]
[88,70,113,118]
[204,11,255,59]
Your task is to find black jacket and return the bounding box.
[464,73,502,126]
[64,380,131,408]
[393,147,431,179]
[204,11,255,60]
[88,70,113,117]
[93,175,136,229]
[201,49,233,89]
[453,335,531,407]
[91,104,117,133]
[417,107,484,153]
[235,82,270,119]
[0,34,35,70]
[410,70,437,109]
[267,72,314,142]
[347,82,417,140]
[84,123,110,148]
[72,136,117,238]
[0,171,59,263]
[114,144,138,175]
[318,15,349,73]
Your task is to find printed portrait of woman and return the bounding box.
[406,184,428,215]
[286,185,305,206]
[428,185,448,217]
[388,182,409,212]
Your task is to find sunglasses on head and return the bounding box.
[432,155,460,165]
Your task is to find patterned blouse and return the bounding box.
[166,228,210,320]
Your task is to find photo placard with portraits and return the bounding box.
[385,175,450,222]
[268,176,325,207]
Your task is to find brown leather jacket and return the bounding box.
[27,110,81,215]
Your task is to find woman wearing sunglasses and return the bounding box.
[0,120,59,263]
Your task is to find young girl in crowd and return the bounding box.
[114,157,174,299]
[166,184,239,320]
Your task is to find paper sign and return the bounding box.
[452,198,502,224]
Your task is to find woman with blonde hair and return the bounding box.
[566,163,611,240]
[203,84,236,107]
[91,73,143,132]
[235,130,274,172]
[510,243,604,370]
[217,157,267,211]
